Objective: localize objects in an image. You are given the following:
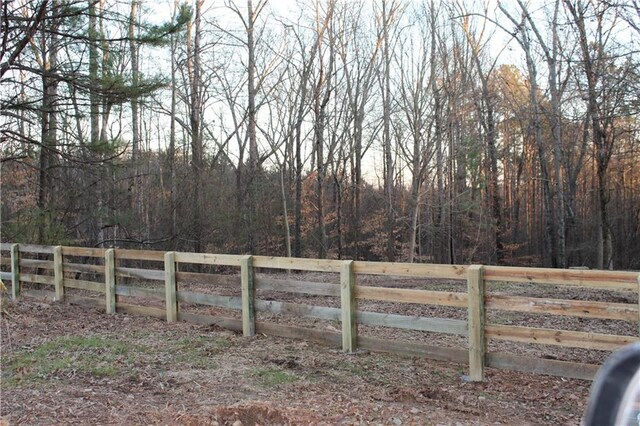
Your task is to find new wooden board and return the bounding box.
[252,256,342,272]
[20,274,54,285]
[63,262,104,274]
[113,249,165,261]
[61,247,106,257]
[353,261,468,280]
[357,311,468,335]
[64,279,105,293]
[255,321,343,346]
[21,289,56,300]
[18,244,54,254]
[255,276,340,296]
[356,286,468,307]
[67,295,102,308]
[176,291,241,309]
[19,259,54,269]
[486,294,637,321]
[358,335,468,363]
[485,324,638,350]
[115,285,164,299]
[484,265,638,289]
[174,252,241,266]
[178,311,242,333]
[58,293,166,318]
[115,266,164,281]
[254,299,341,321]
[178,312,243,332]
[486,352,599,381]
[116,303,166,319]
[176,271,239,286]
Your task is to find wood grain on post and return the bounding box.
[11,244,19,299]
[467,265,485,381]
[638,274,640,336]
[105,249,116,314]
[341,260,357,353]
[164,251,178,322]
[240,255,255,337]
[53,246,64,301]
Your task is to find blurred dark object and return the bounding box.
[584,342,640,425]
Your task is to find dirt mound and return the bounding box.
[213,402,311,424]
[145,403,319,425]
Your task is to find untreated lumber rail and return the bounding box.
[2,242,639,382]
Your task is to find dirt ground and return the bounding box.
[1,297,594,425]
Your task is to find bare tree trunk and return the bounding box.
[516,0,567,267]
[246,0,258,252]
[280,168,292,258]
[88,0,99,147]
[312,0,334,258]
[565,0,613,269]
[168,0,178,250]
[499,4,557,266]
[461,16,504,264]
[37,0,58,244]
[129,0,141,227]
[381,0,395,262]
[188,0,203,253]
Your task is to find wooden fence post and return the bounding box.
[241,255,255,337]
[637,274,640,337]
[53,246,64,301]
[165,251,177,322]
[467,264,485,381]
[340,260,357,353]
[11,244,19,299]
[105,249,116,314]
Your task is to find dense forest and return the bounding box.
[1,0,639,269]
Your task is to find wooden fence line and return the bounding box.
[2,243,640,382]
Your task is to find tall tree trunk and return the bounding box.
[312,1,334,258]
[129,0,141,225]
[565,0,613,269]
[382,0,395,262]
[500,5,558,267]
[461,15,504,264]
[188,0,203,253]
[516,0,567,267]
[280,168,292,258]
[88,0,99,146]
[37,0,58,244]
[246,0,259,252]
[483,86,504,264]
[168,0,178,250]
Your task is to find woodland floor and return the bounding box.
[0,292,599,426]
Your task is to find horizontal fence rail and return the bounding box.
[2,242,639,382]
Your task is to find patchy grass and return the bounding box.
[4,335,140,386]
[337,360,366,376]
[251,367,299,387]
[334,359,391,386]
[172,335,232,368]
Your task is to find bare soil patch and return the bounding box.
[1,297,593,425]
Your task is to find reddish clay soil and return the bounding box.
[1,296,594,425]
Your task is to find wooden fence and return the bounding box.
[1,242,639,382]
